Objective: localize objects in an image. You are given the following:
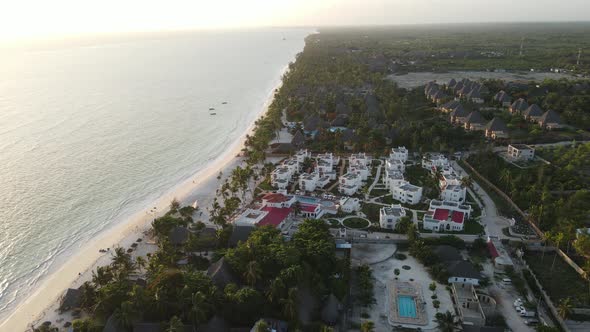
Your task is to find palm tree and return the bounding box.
[253,319,270,332]
[244,261,262,286]
[360,320,375,332]
[583,261,590,299]
[266,277,285,304]
[190,292,208,326]
[558,298,573,319]
[499,169,512,190]
[92,266,112,287]
[435,311,459,332]
[135,256,147,272]
[114,301,137,330]
[460,176,473,188]
[551,232,564,271]
[280,287,298,321]
[166,316,184,332]
[111,247,132,272]
[292,201,302,216]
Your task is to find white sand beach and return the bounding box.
[0,67,286,332]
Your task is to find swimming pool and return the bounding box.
[397,295,417,318]
[296,196,320,204]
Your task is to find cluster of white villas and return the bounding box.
[422,153,467,203]
[383,147,423,205]
[379,151,472,232]
[269,149,339,193]
[339,152,371,196]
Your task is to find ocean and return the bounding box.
[0,28,309,321]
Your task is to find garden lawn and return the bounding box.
[343,218,370,229]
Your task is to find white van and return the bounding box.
[502,278,512,284]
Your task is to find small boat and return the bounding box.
[222,101,228,104]
[209,107,215,111]
[210,112,217,115]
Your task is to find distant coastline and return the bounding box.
[0,34,305,331]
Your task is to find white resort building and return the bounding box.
[390,146,408,163]
[379,204,406,230]
[441,185,467,203]
[271,166,293,190]
[423,199,472,232]
[422,153,449,170]
[339,197,361,213]
[507,144,535,161]
[391,181,423,205]
[339,172,362,196]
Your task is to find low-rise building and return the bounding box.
[339,172,362,196]
[384,169,405,192]
[299,172,319,192]
[422,153,449,170]
[450,104,469,124]
[493,90,512,107]
[509,98,529,115]
[349,153,370,167]
[464,111,486,131]
[391,181,423,205]
[487,237,514,271]
[507,144,535,161]
[484,117,509,139]
[271,166,293,190]
[379,204,406,230]
[339,197,361,213]
[234,209,269,227]
[349,164,370,181]
[385,157,405,172]
[538,109,562,129]
[295,149,311,164]
[441,184,467,203]
[423,199,472,232]
[523,104,544,122]
[451,283,486,326]
[390,146,409,162]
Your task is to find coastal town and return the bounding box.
[29,24,590,332]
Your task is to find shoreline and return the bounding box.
[0,63,290,332]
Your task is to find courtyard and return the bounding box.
[351,243,454,331]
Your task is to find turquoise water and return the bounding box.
[398,295,417,318]
[296,196,320,204]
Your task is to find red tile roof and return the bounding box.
[487,241,500,258]
[301,204,319,213]
[258,207,291,227]
[451,211,464,224]
[433,209,449,221]
[262,193,290,203]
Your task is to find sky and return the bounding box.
[1,0,590,41]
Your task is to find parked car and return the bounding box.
[525,318,539,326]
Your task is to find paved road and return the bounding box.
[452,161,512,239]
[489,284,535,332]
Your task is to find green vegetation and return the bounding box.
[72,217,347,330]
[356,265,375,307]
[342,218,370,229]
[361,203,382,224]
[526,252,590,307]
[466,145,590,255]
[404,165,440,199]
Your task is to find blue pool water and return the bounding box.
[398,295,417,318]
[296,196,320,204]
